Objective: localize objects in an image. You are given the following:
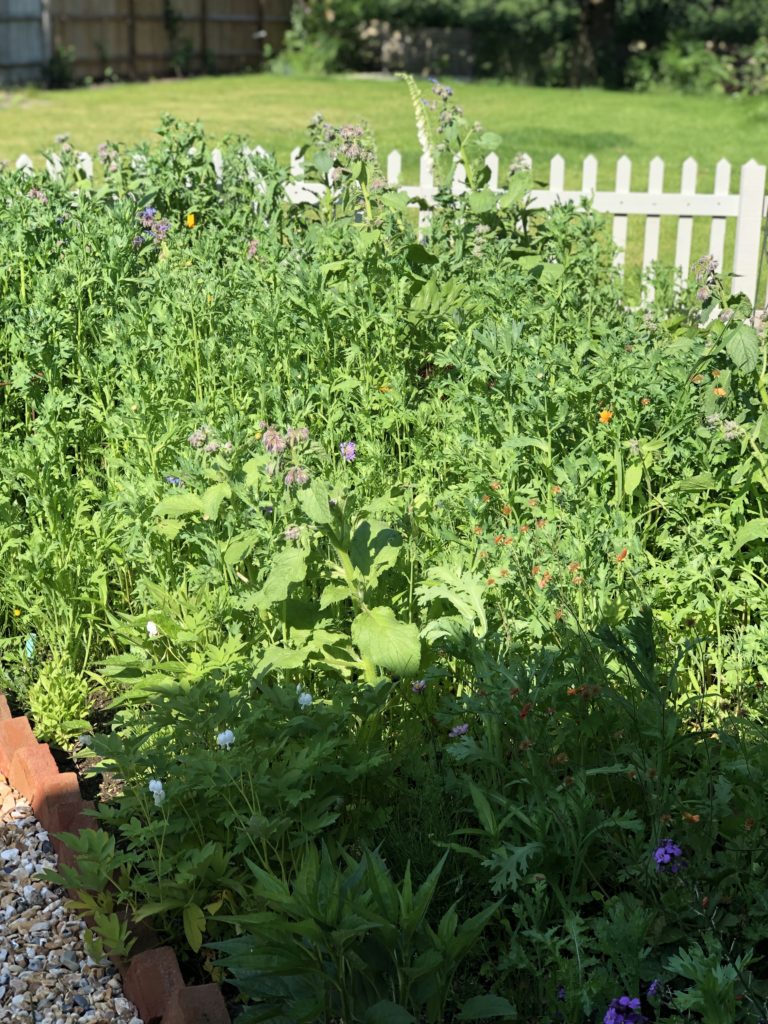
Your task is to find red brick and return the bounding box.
[122,947,185,1024]
[33,772,83,834]
[8,742,58,804]
[0,693,12,722]
[0,717,36,782]
[162,984,230,1024]
[50,800,97,884]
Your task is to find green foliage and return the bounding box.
[3,100,768,1022]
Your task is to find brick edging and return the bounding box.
[0,693,230,1024]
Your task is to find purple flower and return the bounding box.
[556,986,566,1002]
[339,440,356,462]
[246,239,259,259]
[139,206,157,228]
[654,838,685,873]
[151,218,170,242]
[286,426,309,447]
[604,996,645,1024]
[164,475,184,486]
[284,466,309,488]
[260,504,274,518]
[262,428,286,455]
[411,679,427,694]
[646,979,660,999]
[27,188,48,204]
[203,440,221,453]
[449,723,469,738]
[132,234,147,249]
[188,428,207,448]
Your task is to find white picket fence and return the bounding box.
[15,146,768,305]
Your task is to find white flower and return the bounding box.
[146,620,159,638]
[216,729,235,750]
[298,691,313,709]
[148,779,166,806]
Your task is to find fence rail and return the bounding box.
[14,147,768,306]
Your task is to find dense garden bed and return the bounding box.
[2,87,768,1023]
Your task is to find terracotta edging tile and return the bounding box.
[0,690,231,1024]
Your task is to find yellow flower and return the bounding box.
[186,212,196,228]
[378,385,392,393]
[12,608,21,617]
[599,409,614,424]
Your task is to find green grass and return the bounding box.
[3,73,767,299]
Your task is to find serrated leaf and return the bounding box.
[468,189,497,214]
[457,995,517,1021]
[351,606,421,677]
[725,323,760,374]
[672,472,718,493]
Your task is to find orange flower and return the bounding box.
[490,481,501,490]
[572,575,583,585]
[568,561,580,572]
[537,572,552,589]
[599,409,614,424]
[691,374,704,384]
[379,385,392,393]
[486,577,496,586]
[555,608,563,620]
[535,518,547,529]
[615,547,628,562]
[745,817,756,832]
[551,485,561,494]
[494,534,505,545]
[641,397,650,406]
[519,701,533,719]
[527,497,539,508]
[479,550,488,559]
[186,212,196,228]
[532,564,540,576]
[504,536,514,545]
[482,495,491,502]
[473,526,482,535]
[711,369,721,378]
[519,525,529,534]
[499,568,509,578]
[713,386,727,397]
[501,503,512,516]
[682,812,701,823]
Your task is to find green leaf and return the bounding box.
[363,1002,416,1024]
[457,995,517,1021]
[468,190,497,214]
[672,472,718,493]
[319,583,352,609]
[406,243,438,266]
[255,644,311,673]
[351,606,421,677]
[732,518,768,552]
[478,131,502,151]
[182,903,206,952]
[381,191,409,213]
[154,493,203,518]
[253,549,307,609]
[725,323,760,374]
[299,479,333,525]
[200,482,231,521]
[624,462,643,496]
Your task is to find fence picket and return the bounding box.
[289,147,303,177]
[484,152,499,191]
[418,153,435,237]
[732,159,766,304]
[386,149,402,186]
[708,158,731,271]
[581,154,598,194]
[549,154,565,193]
[674,157,698,280]
[642,157,665,302]
[452,160,467,197]
[612,155,632,270]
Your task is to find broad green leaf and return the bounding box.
[299,479,333,525]
[201,482,231,521]
[672,473,718,493]
[732,518,768,552]
[624,462,643,496]
[183,903,206,952]
[468,189,497,214]
[255,644,310,673]
[478,131,502,150]
[154,493,203,518]
[253,548,307,609]
[457,995,517,1021]
[152,519,184,540]
[725,323,760,374]
[406,243,438,266]
[319,583,352,609]
[351,606,421,677]
[363,1002,416,1024]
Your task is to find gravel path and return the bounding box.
[0,775,143,1023]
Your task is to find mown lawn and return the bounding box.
[2,73,767,299]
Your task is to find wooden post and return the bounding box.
[200,0,207,72]
[127,0,136,79]
[40,0,53,67]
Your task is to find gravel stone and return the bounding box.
[0,775,143,1023]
